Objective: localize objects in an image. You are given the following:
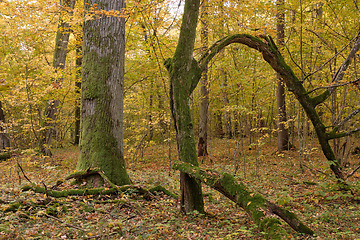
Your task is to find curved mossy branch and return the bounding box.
[173,162,314,238]
[197,33,345,180]
[326,109,360,140]
[327,127,360,140]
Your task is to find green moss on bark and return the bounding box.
[79,0,130,187]
[173,162,314,238]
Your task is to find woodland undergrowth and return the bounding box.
[0,137,359,239]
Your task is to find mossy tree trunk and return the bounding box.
[165,0,204,213]
[173,162,314,238]
[78,0,130,186]
[169,0,357,214]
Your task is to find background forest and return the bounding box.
[0,0,360,239]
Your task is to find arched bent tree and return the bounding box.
[166,0,359,214]
[200,33,360,182]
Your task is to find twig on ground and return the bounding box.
[16,159,32,184]
[346,164,360,179]
[45,213,87,232]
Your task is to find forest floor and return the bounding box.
[0,137,360,239]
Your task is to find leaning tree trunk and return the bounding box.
[40,0,75,156]
[165,0,204,213]
[77,0,130,186]
[173,162,314,239]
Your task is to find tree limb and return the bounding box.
[327,127,360,140]
[311,29,360,106]
[173,162,314,237]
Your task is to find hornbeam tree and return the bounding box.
[77,0,130,186]
[165,0,204,213]
[167,0,359,211]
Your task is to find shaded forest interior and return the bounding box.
[1,0,360,238]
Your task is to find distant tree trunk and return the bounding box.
[215,110,224,137]
[197,0,209,157]
[40,0,75,156]
[222,71,232,139]
[0,101,10,150]
[165,0,204,213]
[276,0,290,151]
[218,0,232,139]
[77,0,130,186]
[73,29,82,146]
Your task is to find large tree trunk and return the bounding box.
[40,0,75,156]
[276,0,290,151]
[165,0,204,213]
[173,162,314,238]
[197,0,209,157]
[77,0,130,186]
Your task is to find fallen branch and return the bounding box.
[173,162,314,238]
[22,181,177,200]
[22,184,119,197]
[346,164,360,179]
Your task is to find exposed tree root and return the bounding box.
[18,168,178,201]
[149,185,179,199]
[173,162,314,239]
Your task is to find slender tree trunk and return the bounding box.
[215,110,224,137]
[74,29,82,146]
[197,0,209,157]
[40,0,75,156]
[222,72,232,139]
[77,0,130,186]
[165,0,204,213]
[276,0,290,151]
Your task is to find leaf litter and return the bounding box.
[0,138,359,239]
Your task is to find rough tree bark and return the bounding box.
[173,162,314,238]
[276,0,290,151]
[77,0,130,186]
